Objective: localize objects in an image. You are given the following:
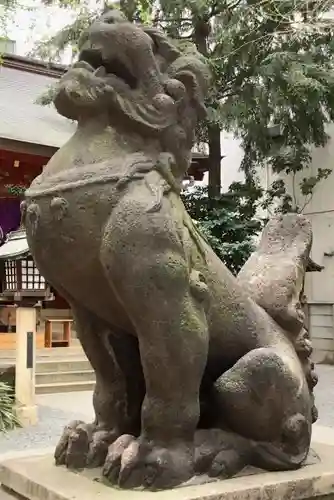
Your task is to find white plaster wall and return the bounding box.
[220,131,245,191]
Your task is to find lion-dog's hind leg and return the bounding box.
[54,302,145,470]
[99,194,210,489]
[212,346,312,473]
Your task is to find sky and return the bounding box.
[2,0,109,61]
[4,2,73,56]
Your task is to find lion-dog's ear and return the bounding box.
[143,27,181,63]
[169,56,210,120]
[176,70,207,119]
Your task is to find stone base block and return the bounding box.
[1,439,334,500]
[15,404,38,427]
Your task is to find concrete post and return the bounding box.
[15,307,38,426]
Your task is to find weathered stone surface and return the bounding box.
[22,8,319,491]
[0,439,334,500]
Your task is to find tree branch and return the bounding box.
[228,0,245,10]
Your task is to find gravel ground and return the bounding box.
[0,364,332,456]
[0,391,94,455]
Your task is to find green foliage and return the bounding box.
[211,1,334,210]
[35,83,59,106]
[29,1,334,199]
[182,182,263,274]
[0,0,15,39]
[0,382,20,432]
[151,0,334,210]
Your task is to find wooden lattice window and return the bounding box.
[2,258,46,293]
[4,261,17,291]
[21,259,46,291]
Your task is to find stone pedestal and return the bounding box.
[15,307,38,427]
[1,431,334,500]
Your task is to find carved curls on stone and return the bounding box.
[26,203,41,236]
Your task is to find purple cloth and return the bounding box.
[0,199,21,243]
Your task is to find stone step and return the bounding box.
[35,369,95,385]
[35,357,94,394]
[0,349,86,365]
[36,343,83,356]
[1,355,94,394]
[37,350,85,360]
[36,380,95,394]
[35,359,91,374]
[0,346,85,362]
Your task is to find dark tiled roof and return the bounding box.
[0,229,30,260]
[3,53,66,77]
[0,55,75,148]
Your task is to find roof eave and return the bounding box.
[2,53,67,78]
[0,250,30,261]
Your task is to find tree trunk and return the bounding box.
[193,21,222,198]
[208,124,222,198]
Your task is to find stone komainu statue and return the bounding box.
[22,10,318,490]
